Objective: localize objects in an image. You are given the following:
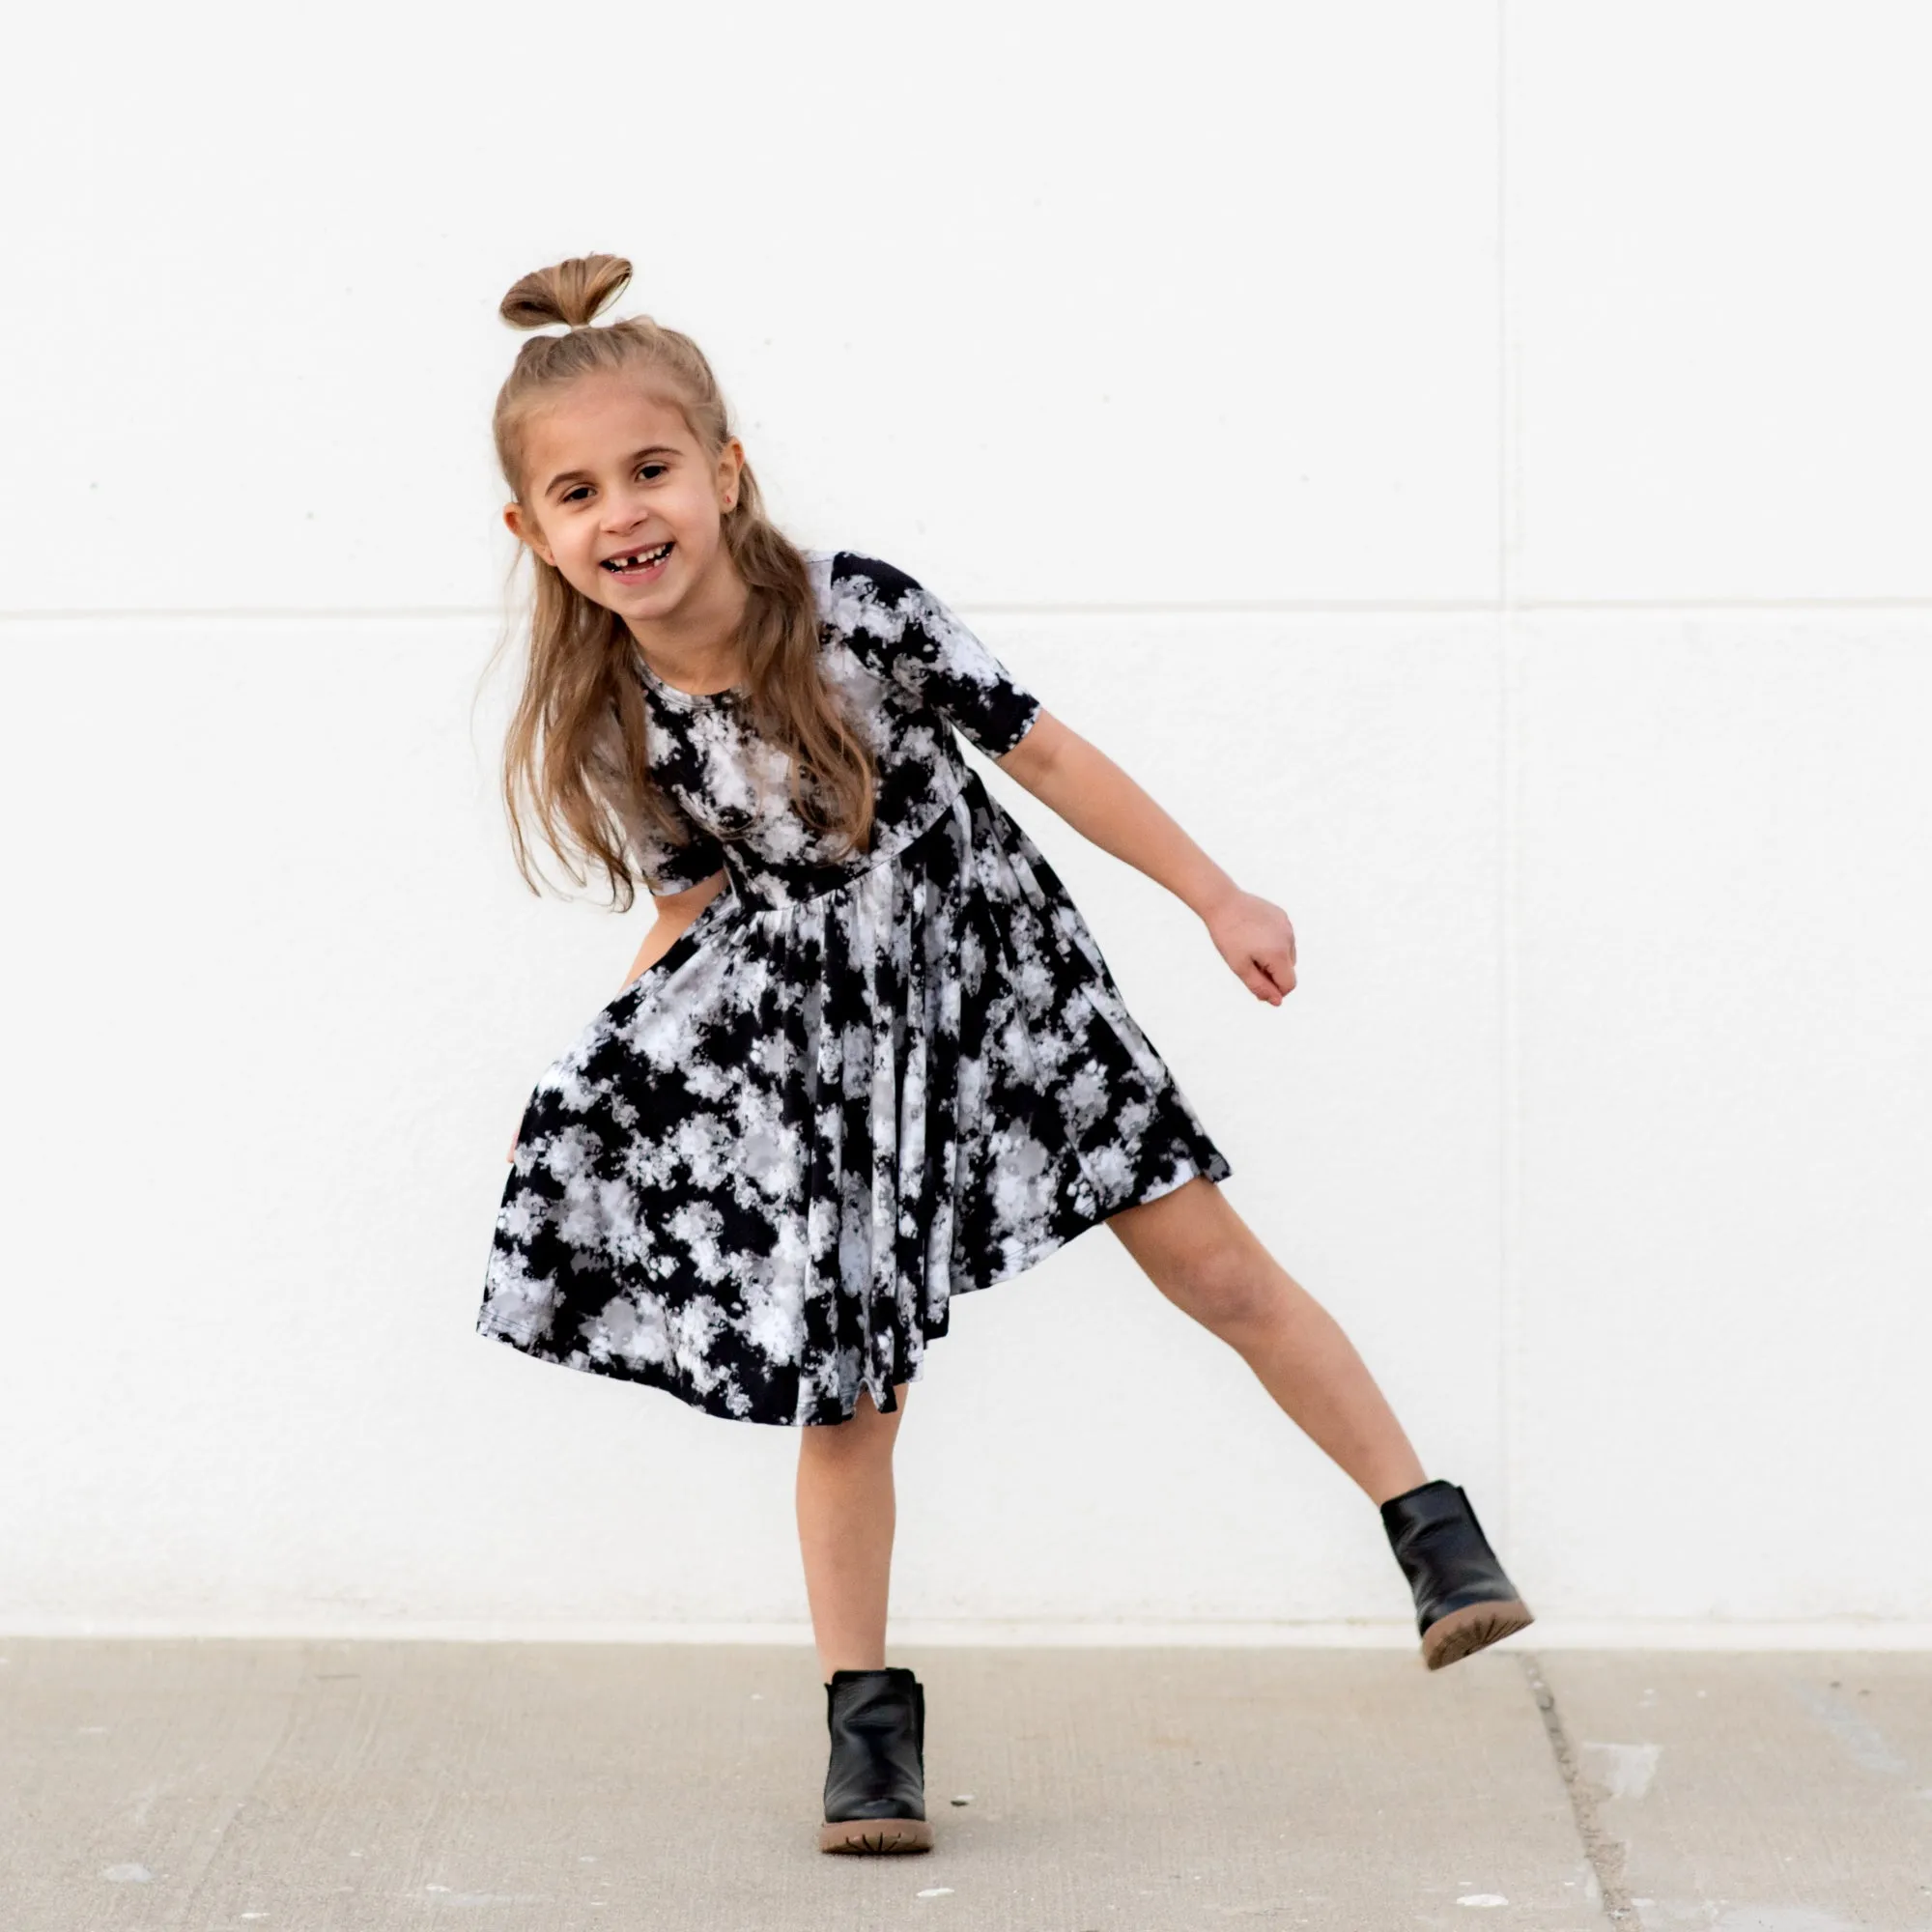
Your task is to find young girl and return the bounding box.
[477,252,1531,1857]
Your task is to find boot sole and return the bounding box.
[819,1818,934,1854]
[1422,1599,1535,1670]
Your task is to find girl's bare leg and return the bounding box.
[1107,1176,1428,1506]
[795,1382,910,1683]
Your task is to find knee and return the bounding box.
[1163,1243,1276,1338]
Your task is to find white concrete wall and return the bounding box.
[3,1,1926,1638]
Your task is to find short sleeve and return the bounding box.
[836,554,1044,758]
[584,716,727,896]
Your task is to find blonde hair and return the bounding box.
[490,252,876,909]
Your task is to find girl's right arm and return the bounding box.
[619,867,729,987]
[507,867,731,1162]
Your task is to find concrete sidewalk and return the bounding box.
[1,1640,1926,1929]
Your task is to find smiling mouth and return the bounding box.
[603,541,673,574]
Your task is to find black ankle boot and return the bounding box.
[819,1666,933,1854]
[1380,1479,1534,1670]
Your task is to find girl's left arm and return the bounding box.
[995,711,1297,1006]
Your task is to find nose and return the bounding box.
[602,481,653,531]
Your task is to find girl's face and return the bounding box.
[503,368,745,632]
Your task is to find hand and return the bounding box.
[1204,888,1297,1005]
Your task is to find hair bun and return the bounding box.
[499,253,635,331]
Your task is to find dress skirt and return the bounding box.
[477,762,1233,1426]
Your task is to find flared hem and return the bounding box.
[475,1146,1234,1428]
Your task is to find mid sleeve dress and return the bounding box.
[477,550,1234,1425]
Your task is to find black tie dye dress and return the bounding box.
[477,550,1233,1425]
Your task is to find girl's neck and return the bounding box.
[624,554,751,694]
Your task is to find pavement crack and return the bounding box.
[1516,1651,1640,1926]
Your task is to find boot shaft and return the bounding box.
[824,1667,926,1825]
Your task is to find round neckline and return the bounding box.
[631,614,835,704]
[632,647,745,705]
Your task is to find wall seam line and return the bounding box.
[1496,0,1524,1552]
[10,597,1932,626]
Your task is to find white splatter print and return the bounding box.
[477,552,1233,1424]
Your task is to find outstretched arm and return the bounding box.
[993,711,1297,1006]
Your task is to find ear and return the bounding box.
[503,501,555,569]
[717,439,746,505]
